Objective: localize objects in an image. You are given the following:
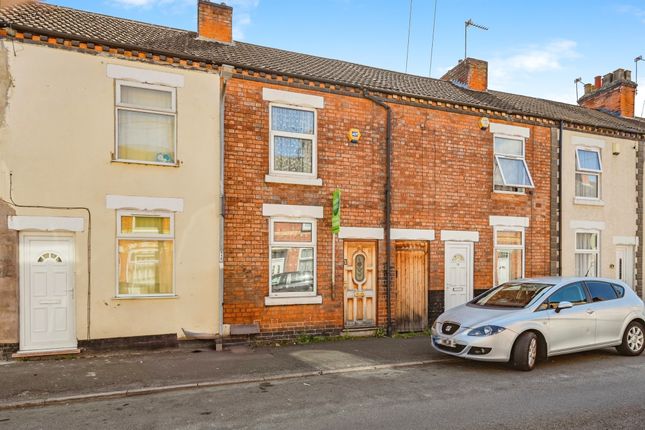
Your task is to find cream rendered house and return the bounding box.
[562,69,643,299]
[0,2,230,356]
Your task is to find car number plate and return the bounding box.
[438,337,456,347]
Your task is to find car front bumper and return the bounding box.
[431,328,517,362]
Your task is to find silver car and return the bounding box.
[431,277,645,371]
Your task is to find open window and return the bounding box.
[493,136,534,192]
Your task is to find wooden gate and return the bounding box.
[344,241,377,328]
[396,241,428,332]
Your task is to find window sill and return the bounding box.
[265,175,323,186]
[264,295,323,306]
[113,295,178,300]
[111,158,180,168]
[574,198,605,206]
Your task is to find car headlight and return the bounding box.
[431,320,438,334]
[467,325,506,337]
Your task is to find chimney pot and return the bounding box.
[602,73,613,87]
[197,0,233,44]
[624,70,632,81]
[584,83,594,95]
[613,68,625,81]
[594,75,602,89]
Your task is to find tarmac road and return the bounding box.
[1,347,644,429]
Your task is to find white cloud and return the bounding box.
[221,0,259,40]
[489,39,580,91]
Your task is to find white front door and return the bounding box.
[615,246,634,290]
[20,234,76,352]
[444,241,473,310]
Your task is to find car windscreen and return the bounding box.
[472,282,553,308]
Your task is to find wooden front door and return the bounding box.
[344,241,377,328]
[396,241,428,332]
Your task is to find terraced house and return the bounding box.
[0,1,644,352]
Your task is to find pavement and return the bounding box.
[1,341,644,430]
[0,335,448,410]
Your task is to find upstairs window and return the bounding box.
[493,136,534,192]
[115,81,177,165]
[575,148,602,199]
[269,105,316,177]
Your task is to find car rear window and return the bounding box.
[611,284,625,298]
[586,281,618,302]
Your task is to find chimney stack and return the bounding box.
[440,58,488,91]
[197,0,233,44]
[578,68,637,118]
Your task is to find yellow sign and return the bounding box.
[348,128,361,143]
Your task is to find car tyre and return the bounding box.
[511,332,538,371]
[616,321,645,356]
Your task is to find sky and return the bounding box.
[44,0,645,117]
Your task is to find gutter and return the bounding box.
[558,121,564,276]
[363,90,393,336]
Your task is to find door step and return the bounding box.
[12,348,81,359]
[343,328,377,337]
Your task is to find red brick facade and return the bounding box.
[224,78,553,337]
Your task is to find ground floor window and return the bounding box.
[493,228,524,285]
[575,231,599,277]
[269,218,316,296]
[117,211,174,296]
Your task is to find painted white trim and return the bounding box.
[264,295,323,306]
[262,204,323,219]
[391,229,435,241]
[571,135,605,149]
[106,195,184,212]
[107,64,184,87]
[613,236,638,246]
[440,230,480,242]
[570,220,606,230]
[338,227,384,240]
[489,216,529,228]
[262,88,324,109]
[489,123,530,138]
[573,197,605,206]
[8,216,85,232]
[265,175,323,186]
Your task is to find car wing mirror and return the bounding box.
[555,301,573,313]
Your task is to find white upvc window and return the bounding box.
[115,80,177,165]
[493,227,525,285]
[493,135,534,193]
[269,104,317,178]
[269,218,316,297]
[575,148,602,200]
[575,230,600,277]
[116,210,175,297]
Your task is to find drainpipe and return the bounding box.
[363,90,393,336]
[558,120,563,276]
[218,65,234,339]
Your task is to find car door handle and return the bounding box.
[586,309,595,315]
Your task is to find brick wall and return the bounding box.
[198,0,232,43]
[0,201,18,344]
[224,78,552,336]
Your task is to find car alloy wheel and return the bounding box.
[527,337,537,368]
[627,325,644,353]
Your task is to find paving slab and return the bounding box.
[0,336,443,408]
